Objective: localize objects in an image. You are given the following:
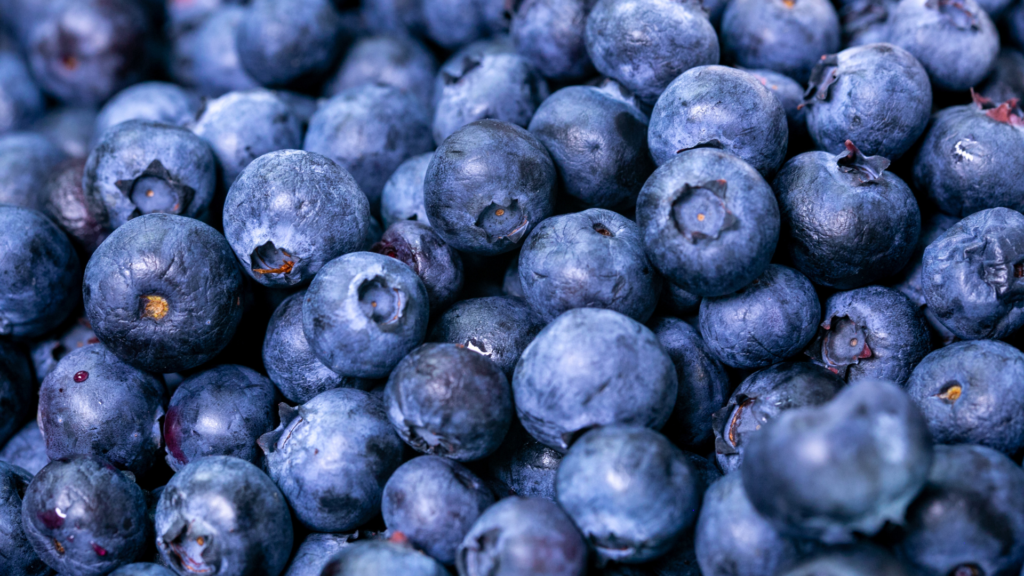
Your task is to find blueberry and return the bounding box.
[385,343,513,461]
[165,0,226,35]
[83,214,245,373]
[512,308,677,452]
[0,132,66,211]
[193,89,305,191]
[429,296,545,378]
[38,343,166,476]
[321,539,452,576]
[284,533,361,576]
[518,208,661,322]
[584,0,719,106]
[224,150,370,288]
[382,455,495,564]
[774,142,921,289]
[0,422,48,476]
[980,49,1024,103]
[720,0,840,84]
[887,0,999,91]
[170,6,260,97]
[906,340,1024,455]
[0,205,80,338]
[699,265,820,370]
[0,462,47,576]
[371,220,465,310]
[83,120,218,232]
[636,148,780,297]
[649,66,789,178]
[484,424,563,500]
[0,49,44,134]
[557,425,701,563]
[42,159,108,254]
[31,317,99,385]
[22,457,149,576]
[838,0,897,46]
[503,259,527,299]
[913,92,1024,217]
[304,84,433,207]
[456,496,587,576]
[527,81,654,210]
[890,212,960,346]
[325,35,439,111]
[110,563,177,576]
[163,365,278,472]
[694,473,810,576]
[649,317,729,451]
[155,456,293,576]
[713,362,844,473]
[421,0,508,51]
[259,388,404,532]
[922,207,1024,340]
[303,251,430,378]
[744,68,810,146]
[0,342,33,448]
[95,82,200,141]
[235,0,346,88]
[779,545,912,576]
[381,152,433,229]
[432,40,548,145]
[31,106,97,160]
[263,292,361,404]
[803,43,931,160]
[423,119,556,256]
[742,378,933,542]
[510,0,594,81]
[895,444,1024,576]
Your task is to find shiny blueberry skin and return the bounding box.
[235,0,345,87]
[649,317,729,451]
[584,0,719,106]
[906,340,1024,455]
[511,0,594,81]
[170,6,260,98]
[513,308,677,452]
[0,132,66,211]
[0,205,80,338]
[304,84,434,207]
[260,388,404,532]
[83,120,217,232]
[742,379,933,543]
[699,265,820,370]
[424,119,556,256]
[193,89,304,191]
[38,344,166,476]
[283,533,360,576]
[527,82,654,210]
[0,422,48,476]
[322,540,452,576]
[94,82,200,141]
[381,152,433,229]
[713,362,844,473]
[802,43,932,160]
[432,40,548,145]
[303,251,430,378]
[155,456,293,576]
[810,286,931,385]
[0,462,47,576]
[887,0,999,91]
[43,159,108,254]
[894,444,1024,576]
[695,473,810,576]
[385,343,513,461]
[0,50,44,134]
[0,342,33,448]
[649,66,789,178]
[774,144,921,289]
[382,455,495,564]
[456,496,587,576]
[110,563,177,576]
[23,457,149,576]
[519,208,661,322]
[720,0,840,84]
[922,207,1024,340]
[83,214,245,373]
[163,365,278,472]
[263,291,356,404]
[557,425,701,563]
[636,147,780,297]
[325,35,438,111]
[779,545,911,576]
[421,0,508,51]
[371,220,464,311]
[914,96,1024,217]
[428,295,545,378]
[224,150,369,288]
[485,424,563,500]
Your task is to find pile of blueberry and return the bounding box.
[2,0,1024,574]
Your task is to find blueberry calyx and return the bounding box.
[476,200,530,244]
[712,395,758,456]
[803,54,840,105]
[820,315,872,375]
[971,89,1024,127]
[251,240,299,280]
[140,295,169,321]
[442,55,483,85]
[257,403,300,456]
[670,179,738,243]
[935,381,963,403]
[358,276,406,325]
[836,140,891,185]
[924,0,978,30]
[114,160,196,218]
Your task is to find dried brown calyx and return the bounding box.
[141,295,169,321]
[836,140,891,185]
[971,89,1024,127]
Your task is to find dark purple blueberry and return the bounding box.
[0,461,48,576]
[371,220,464,311]
[484,424,562,500]
[42,159,108,254]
